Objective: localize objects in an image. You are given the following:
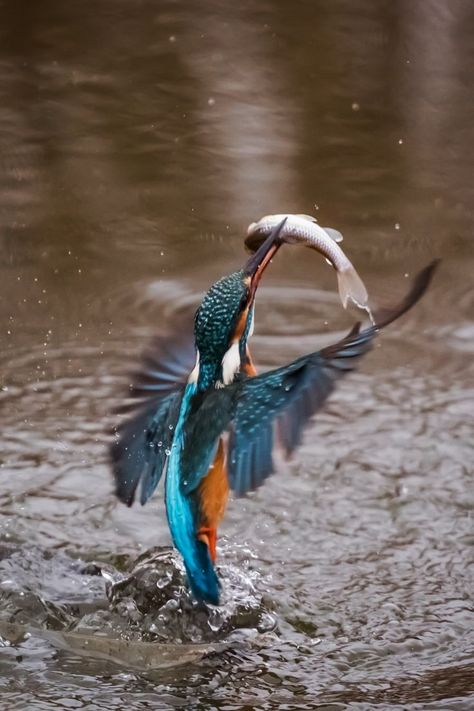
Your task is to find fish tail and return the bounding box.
[337,266,369,310]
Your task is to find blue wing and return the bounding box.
[111,389,184,506]
[227,323,371,495]
[177,323,372,497]
[227,260,439,496]
[110,316,196,506]
[150,260,437,500]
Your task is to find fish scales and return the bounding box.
[245,213,370,315]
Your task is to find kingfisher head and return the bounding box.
[191,218,286,390]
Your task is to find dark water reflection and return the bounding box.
[1,0,473,708]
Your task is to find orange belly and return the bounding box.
[197,438,229,561]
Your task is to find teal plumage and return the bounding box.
[194,270,248,390]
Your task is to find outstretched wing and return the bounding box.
[227,260,439,496]
[125,317,197,402]
[111,390,184,506]
[110,314,197,506]
[227,323,371,495]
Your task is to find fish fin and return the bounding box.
[337,266,369,310]
[295,213,317,222]
[321,227,344,243]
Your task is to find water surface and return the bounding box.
[0,1,473,708]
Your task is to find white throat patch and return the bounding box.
[221,341,241,386]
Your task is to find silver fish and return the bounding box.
[245,213,370,313]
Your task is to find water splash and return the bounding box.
[0,541,276,666]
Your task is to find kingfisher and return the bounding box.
[111,220,437,605]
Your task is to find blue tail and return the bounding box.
[185,535,220,606]
[166,457,220,605]
[165,384,220,605]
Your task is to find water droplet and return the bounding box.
[165,449,171,456]
[207,97,215,106]
[395,223,400,230]
[208,608,224,632]
[168,424,174,431]
[156,569,173,589]
[351,102,360,111]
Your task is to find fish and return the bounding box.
[245,213,370,315]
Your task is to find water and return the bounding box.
[0,1,473,708]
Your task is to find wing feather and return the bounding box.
[227,261,438,495]
[110,314,196,506]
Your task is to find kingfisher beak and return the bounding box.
[243,217,287,298]
[226,218,286,353]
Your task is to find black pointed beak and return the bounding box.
[243,217,287,295]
